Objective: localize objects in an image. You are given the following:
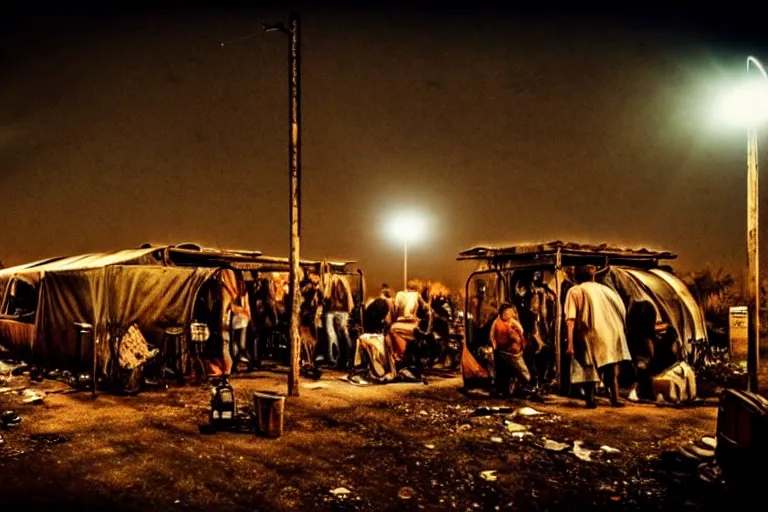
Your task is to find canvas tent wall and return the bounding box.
[35,265,216,376]
[0,248,215,378]
[599,267,707,357]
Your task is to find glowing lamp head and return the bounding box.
[388,212,426,243]
[716,80,768,129]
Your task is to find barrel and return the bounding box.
[253,391,286,438]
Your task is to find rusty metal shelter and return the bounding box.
[457,241,707,396]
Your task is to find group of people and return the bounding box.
[486,264,683,408]
[190,268,359,382]
[360,280,458,379]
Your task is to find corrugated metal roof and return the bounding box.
[458,240,676,261]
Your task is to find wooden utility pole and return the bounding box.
[265,12,302,397]
[745,55,767,394]
[747,125,759,393]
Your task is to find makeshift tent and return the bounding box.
[0,248,216,379]
[34,265,216,375]
[599,267,706,356]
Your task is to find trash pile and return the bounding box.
[654,435,724,487]
[462,405,623,465]
[695,359,747,397]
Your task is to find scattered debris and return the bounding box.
[11,364,29,376]
[29,433,67,445]
[21,389,45,404]
[471,406,514,417]
[511,431,532,440]
[330,487,352,497]
[698,462,725,484]
[397,486,415,499]
[513,407,543,417]
[540,439,569,452]
[677,435,716,463]
[696,358,747,397]
[1,410,21,429]
[302,383,327,390]
[341,375,369,386]
[490,436,503,443]
[679,443,715,461]
[504,421,528,433]
[479,470,497,481]
[572,441,593,462]
[600,445,620,454]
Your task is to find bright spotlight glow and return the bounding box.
[716,80,768,128]
[387,212,427,243]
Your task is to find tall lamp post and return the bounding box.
[264,13,302,397]
[745,56,768,393]
[719,56,768,392]
[388,213,426,291]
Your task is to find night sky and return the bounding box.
[2,3,768,289]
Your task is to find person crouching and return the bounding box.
[490,303,531,398]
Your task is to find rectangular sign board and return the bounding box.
[729,306,748,362]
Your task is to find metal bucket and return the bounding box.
[253,391,285,438]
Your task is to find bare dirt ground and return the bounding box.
[2,359,766,511]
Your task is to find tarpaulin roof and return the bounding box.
[0,248,163,277]
[163,247,354,272]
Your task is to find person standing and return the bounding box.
[490,303,531,397]
[565,265,631,408]
[323,274,355,367]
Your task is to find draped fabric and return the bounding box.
[354,333,399,383]
[649,269,707,342]
[35,268,102,370]
[599,267,707,357]
[565,282,631,384]
[32,265,215,376]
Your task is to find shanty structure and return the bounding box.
[0,247,217,378]
[457,241,707,395]
[0,244,361,386]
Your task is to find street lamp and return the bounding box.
[388,212,426,291]
[718,56,768,393]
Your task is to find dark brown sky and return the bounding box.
[2,3,767,288]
